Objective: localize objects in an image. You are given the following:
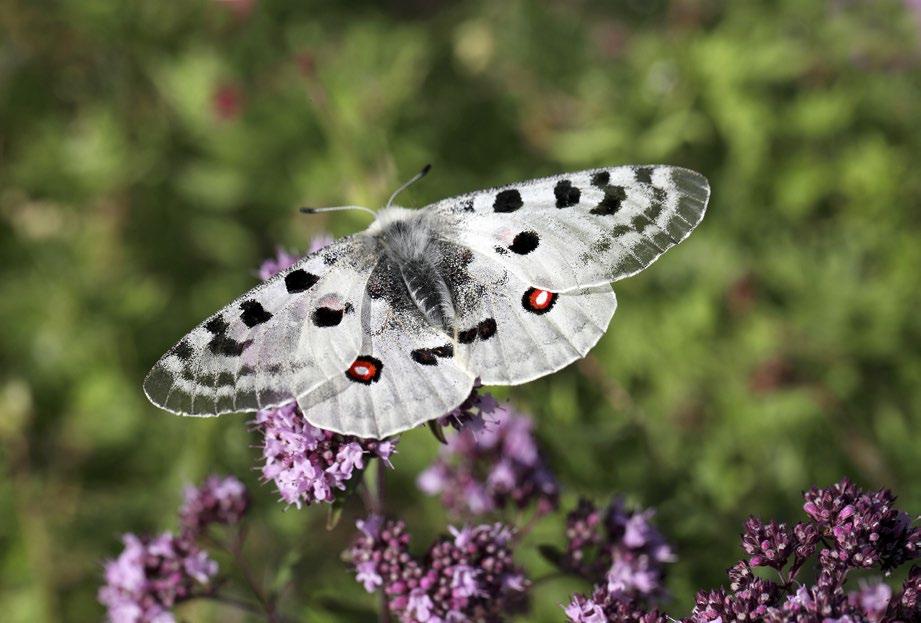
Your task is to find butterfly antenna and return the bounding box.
[386,163,432,209]
[299,205,377,218]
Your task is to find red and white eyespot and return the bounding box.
[521,287,558,315]
[345,356,383,385]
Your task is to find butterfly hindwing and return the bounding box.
[296,255,476,438]
[143,237,375,416]
[442,245,618,385]
[431,165,708,292]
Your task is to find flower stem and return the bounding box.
[372,460,390,623]
[202,593,297,623]
[228,525,278,622]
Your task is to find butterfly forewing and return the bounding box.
[430,165,709,292]
[143,236,376,416]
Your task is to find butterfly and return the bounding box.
[144,165,709,438]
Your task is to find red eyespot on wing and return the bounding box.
[522,287,558,315]
[345,356,383,384]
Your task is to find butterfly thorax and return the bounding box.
[368,206,457,333]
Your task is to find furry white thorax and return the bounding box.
[364,205,456,331]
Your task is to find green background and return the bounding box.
[2,0,921,621]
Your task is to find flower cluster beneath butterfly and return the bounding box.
[144,165,710,438]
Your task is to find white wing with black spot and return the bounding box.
[143,236,376,416]
[429,165,709,292]
[295,255,476,438]
[443,246,617,385]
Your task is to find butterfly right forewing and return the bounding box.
[144,236,377,417]
[430,165,709,293]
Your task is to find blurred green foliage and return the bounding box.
[2,0,921,621]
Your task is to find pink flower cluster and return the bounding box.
[180,474,248,536]
[99,474,250,622]
[347,515,528,622]
[418,394,558,516]
[255,402,396,507]
[98,533,218,623]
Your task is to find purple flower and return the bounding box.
[741,517,792,569]
[254,402,397,508]
[849,581,891,622]
[98,533,218,623]
[892,565,921,619]
[256,233,332,281]
[565,588,669,623]
[347,517,528,622]
[565,594,608,623]
[681,479,920,623]
[562,478,920,623]
[559,498,675,599]
[417,396,558,516]
[804,478,920,571]
[179,475,248,536]
[559,497,675,623]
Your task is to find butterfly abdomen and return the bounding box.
[400,258,456,332]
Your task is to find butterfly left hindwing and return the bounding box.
[296,253,476,437]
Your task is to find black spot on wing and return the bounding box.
[590,185,627,216]
[493,189,523,213]
[477,318,497,340]
[634,167,653,184]
[591,171,610,187]
[311,306,344,327]
[509,231,540,255]
[204,314,250,356]
[554,179,580,208]
[172,340,193,361]
[494,245,509,255]
[458,328,478,344]
[285,269,320,293]
[411,348,438,365]
[240,300,272,327]
[411,343,455,366]
[205,316,228,335]
[208,333,250,357]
